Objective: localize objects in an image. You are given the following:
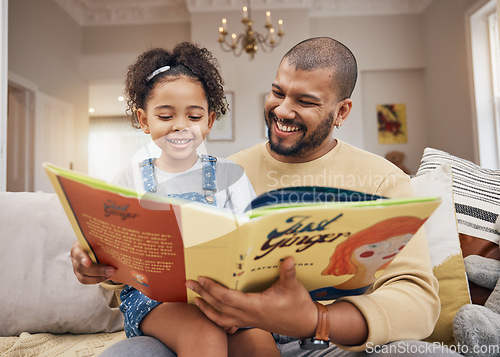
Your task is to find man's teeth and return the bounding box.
[276,119,300,132]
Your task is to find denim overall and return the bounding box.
[139,155,218,205]
[119,155,218,338]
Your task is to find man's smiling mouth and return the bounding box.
[276,119,301,133]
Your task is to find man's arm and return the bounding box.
[186,256,369,346]
[70,240,116,284]
[188,228,439,351]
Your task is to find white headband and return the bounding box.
[146,65,171,82]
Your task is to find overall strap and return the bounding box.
[202,155,217,204]
[139,158,157,193]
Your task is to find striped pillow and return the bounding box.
[416,147,500,244]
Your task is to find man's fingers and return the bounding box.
[193,297,242,329]
[278,256,298,288]
[187,278,230,312]
[187,279,248,328]
[194,276,249,311]
[225,326,239,334]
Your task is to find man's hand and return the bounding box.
[186,257,318,339]
[70,240,116,284]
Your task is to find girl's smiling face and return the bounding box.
[137,76,215,171]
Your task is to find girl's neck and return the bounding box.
[155,153,199,173]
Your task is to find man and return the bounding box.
[185,37,447,355]
[74,37,458,356]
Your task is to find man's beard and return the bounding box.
[266,110,335,158]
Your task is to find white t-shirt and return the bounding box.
[113,156,256,216]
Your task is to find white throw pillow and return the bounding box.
[411,164,470,345]
[0,192,124,336]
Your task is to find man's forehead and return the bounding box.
[274,61,335,91]
[277,60,333,77]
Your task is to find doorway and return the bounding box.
[7,83,34,192]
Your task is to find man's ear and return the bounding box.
[208,111,216,130]
[137,109,150,134]
[335,99,352,128]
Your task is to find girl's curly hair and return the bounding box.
[125,42,228,128]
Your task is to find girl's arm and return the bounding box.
[223,161,257,215]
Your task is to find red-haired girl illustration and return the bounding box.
[321,216,426,290]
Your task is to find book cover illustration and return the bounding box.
[44,163,440,303]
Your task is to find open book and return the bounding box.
[44,163,440,303]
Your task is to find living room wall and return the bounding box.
[7,0,483,182]
[308,0,479,172]
[83,0,481,174]
[310,13,427,173]
[8,0,88,174]
[81,22,191,83]
[190,8,311,157]
[423,0,478,163]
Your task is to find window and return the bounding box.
[468,0,500,169]
[488,11,500,149]
[88,116,159,182]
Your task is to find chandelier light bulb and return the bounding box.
[231,33,237,48]
[217,2,284,59]
[265,11,272,27]
[278,19,284,35]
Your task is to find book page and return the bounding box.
[232,199,440,300]
[58,175,188,302]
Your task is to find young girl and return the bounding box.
[114,43,280,357]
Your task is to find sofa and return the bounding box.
[1,147,499,356]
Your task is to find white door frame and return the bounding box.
[8,73,37,191]
[0,0,8,191]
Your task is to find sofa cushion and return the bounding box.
[417,147,499,244]
[411,163,470,346]
[417,147,500,305]
[0,192,124,336]
[459,233,500,304]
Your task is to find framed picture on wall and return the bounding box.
[208,92,234,141]
[377,103,408,144]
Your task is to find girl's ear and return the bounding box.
[207,111,216,130]
[137,109,150,134]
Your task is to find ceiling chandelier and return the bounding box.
[217,1,284,59]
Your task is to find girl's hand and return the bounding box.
[70,240,116,284]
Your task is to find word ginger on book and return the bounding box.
[44,163,440,303]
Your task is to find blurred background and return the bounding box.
[2,0,499,191]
